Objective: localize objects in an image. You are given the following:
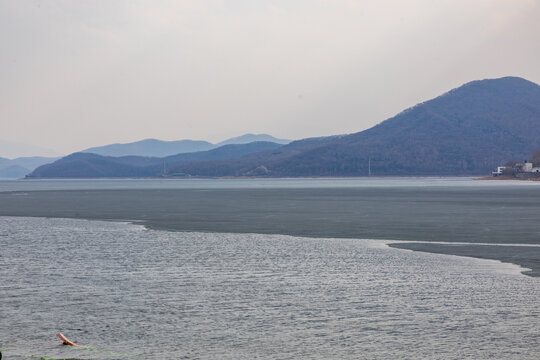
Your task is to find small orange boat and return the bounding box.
[57,333,80,347]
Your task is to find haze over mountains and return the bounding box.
[0,134,290,178]
[28,77,540,178]
[0,140,61,159]
[0,140,62,178]
[0,157,61,179]
[30,142,283,178]
[82,134,291,157]
[214,134,291,147]
[165,76,540,177]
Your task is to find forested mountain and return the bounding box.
[166,77,540,176]
[29,77,540,178]
[28,142,283,178]
[82,139,214,157]
[82,134,291,157]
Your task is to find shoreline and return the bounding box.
[388,242,540,277]
[19,175,481,180]
[2,211,540,278]
[2,212,538,278]
[2,186,540,277]
[140,222,540,278]
[478,175,540,181]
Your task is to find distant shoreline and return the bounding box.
[19,175,481,180]
[388,242,540,277]
[478,175,540,181]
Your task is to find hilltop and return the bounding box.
[29,77,540,178]
[28,142,282,178]
[82,134,291,157]
[167,77,540,177]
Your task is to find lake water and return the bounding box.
[1,216,540,359]
[1,176,538,192]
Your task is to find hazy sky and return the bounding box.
[1,0,540,155]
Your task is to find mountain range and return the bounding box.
[28,76,540,178]
[0,156,61,179]
[0,134,290,178]
[28,142,283,178]
[82,134,291,157]
[165,76,540,177]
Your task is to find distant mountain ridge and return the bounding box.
[0,139,61,159]
[82,134,291,157]
[215,134,291,147]
[1,134,290,178]
[0,156,60,179]
[28,142,283,178]
[28,77,540,178]
[83,139,214,157]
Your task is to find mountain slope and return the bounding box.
[9,156,60,171]
[0,165,30,179]
[215,134,291,147]
[28,142,283,178]
[82,134,291,157]
[28,77,540,178]
[0,156,59,178]
[167,77,540,176]
[83,138,214,157]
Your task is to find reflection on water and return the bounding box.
[1,217,539,359]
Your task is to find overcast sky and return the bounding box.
[1,0,540,156]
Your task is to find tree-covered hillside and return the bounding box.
[29,77,540,178]
[168,77,540,177]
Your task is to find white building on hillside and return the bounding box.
[523,162,533,172]
[492,166,506,176]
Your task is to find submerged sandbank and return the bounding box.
[389,243,540,277]
[1,186,540,276]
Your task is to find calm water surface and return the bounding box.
[1,177,538,192]
[1,216,539,359]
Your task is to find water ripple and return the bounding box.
[1,216,539,359]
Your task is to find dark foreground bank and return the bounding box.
[1,186,540,276]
